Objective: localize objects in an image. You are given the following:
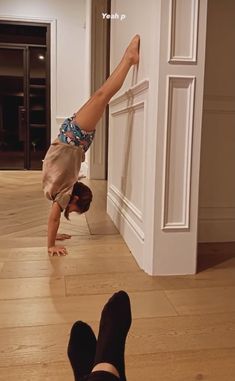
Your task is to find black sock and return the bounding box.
[93,290,132,381]
[67,321,97,381]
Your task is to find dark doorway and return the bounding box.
[0,21,50,169]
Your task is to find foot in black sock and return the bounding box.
[93,290,132,381]
[67,321,97,381]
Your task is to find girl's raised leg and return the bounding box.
[74,35,140,132]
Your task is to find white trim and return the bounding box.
[162,75,195,230]
[0,14,57,142]
[109,79,149,107]
[108,79,149,271]
[168,0,199,63]
[82,0,92,179]
[109,185,143,222]
[56,116,66,124]
[107,193,144,270]
[110,99,146,221]
[109,81,148,221]
[107,191,145,241]
[111,100,145,117]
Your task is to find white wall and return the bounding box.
[198,0,235,242]
[0,0,87,141]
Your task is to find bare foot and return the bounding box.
[124,34,140,66]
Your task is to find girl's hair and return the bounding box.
[64,182,93,220]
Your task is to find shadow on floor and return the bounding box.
[197,242,235,272]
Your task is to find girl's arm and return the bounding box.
[47,202,68,256]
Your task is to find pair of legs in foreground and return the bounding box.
[68,291,131,381]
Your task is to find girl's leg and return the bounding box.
[74,35,140,132]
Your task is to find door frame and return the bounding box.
[0,15,57,162]
[88,0,111,179]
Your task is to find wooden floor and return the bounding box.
[0,171,235,381]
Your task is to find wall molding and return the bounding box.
[107,191,145,241]
[168,0,199,63]
[107,193,144,269]
[108,78,149,269]
[109,79,149,107]
[162,75,195,230]
[109,185,143,222]
[203,95,235,114]
[204,95,235,101]
[109,82,148,220]
[204,109,235,115]
[56,117,66,124]
[198,207,235,243]
[199,206,235,221]
[111,100,145,117]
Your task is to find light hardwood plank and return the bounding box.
[157,266,235,289]
[0,242,130,264]
[165,286,235,315]
[65,271,164,295]
[0,362,73,381]
[127,349,235,381]
[0,277,65,300]
[0,291,177,329]
[0,256,137,279]
[127,313,235,354]
[0,234,126,250]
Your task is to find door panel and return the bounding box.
[29,47,47,169]
[0,48,25,169]
[0,22,50,170]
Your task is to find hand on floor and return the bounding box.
[56,233,72,240]
[48,245,68,256]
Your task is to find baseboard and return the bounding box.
[107,192,144,270]
[198,219,235,242]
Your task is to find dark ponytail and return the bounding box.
[64,181,93,220]
[72,182,93,213]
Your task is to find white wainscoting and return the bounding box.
[107,80,149,268]
[168,0,199,63]
[162,76,195,230]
